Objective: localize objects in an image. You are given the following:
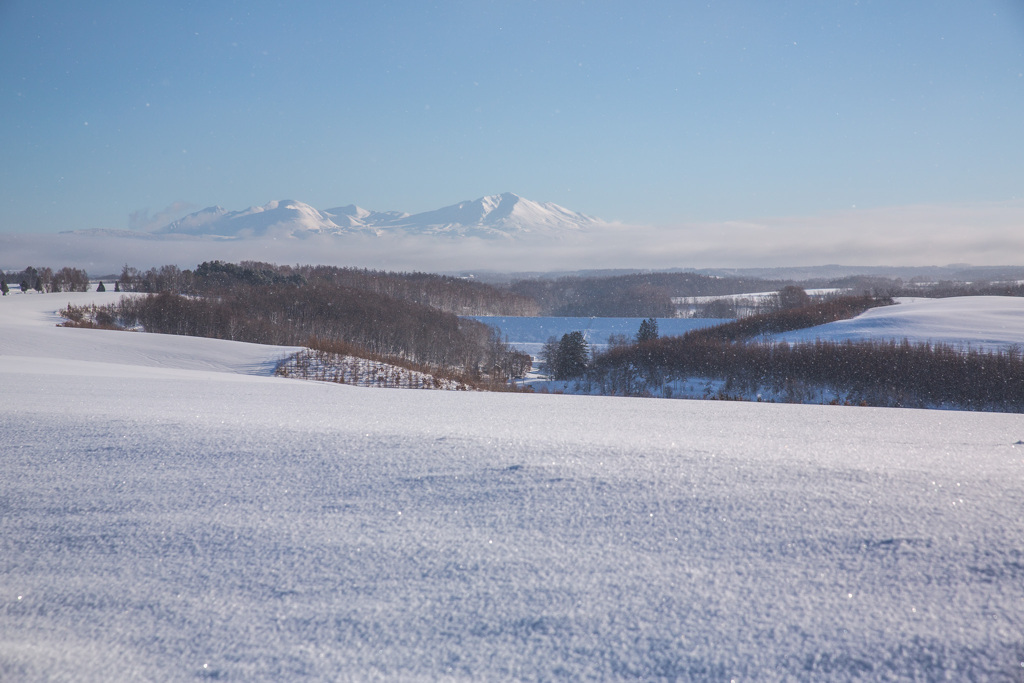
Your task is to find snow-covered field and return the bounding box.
[3,292,1024,680]
[775,296,1024,352]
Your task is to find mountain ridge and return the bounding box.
[153,193,603,240]
[157,199,346,237]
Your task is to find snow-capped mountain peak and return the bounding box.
[157,200,344,237]
[155,205,229,235]
[397,193,601,238]
[153,194,603,240]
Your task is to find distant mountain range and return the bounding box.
[154,193,604,239]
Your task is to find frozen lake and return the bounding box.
[470,316,723,354]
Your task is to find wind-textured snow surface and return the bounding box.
[3,292,1024,681]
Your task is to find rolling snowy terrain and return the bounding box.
[774,295,1024,352]
[2,291,1024,680]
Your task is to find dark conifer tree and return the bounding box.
[778,285,810,310]
[541,336,560,377]
[554,331,589,380]
[637,317,659,343]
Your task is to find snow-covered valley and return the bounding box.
[484,296,1024,406]
[478,296,1024,356]
[2,292,1024,680]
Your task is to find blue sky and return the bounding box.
[1,1,1022,247]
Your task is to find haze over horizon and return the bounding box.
[1,1,1023,267]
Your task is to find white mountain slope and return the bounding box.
[153,194,603,239]
[322,204,410,233]
[391,192,602,238]
[157,199,349,237]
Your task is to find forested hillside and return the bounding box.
[72,261,532,388]
[117,261,538,316]
[509,271,794,317]
[507,270,1024,318]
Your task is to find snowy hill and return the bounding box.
[3,290,1024,680]
[774,296,1024,352]
[153,193,603,239]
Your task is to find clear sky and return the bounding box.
[1,1,1022,246]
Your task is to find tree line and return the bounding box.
[508,271,798,317]
[15,260,1024,315]
[507,271,1024,319]
[588,335,1024,411]
[683,293,890,342]
[116,261,538,316]
[1,266,91,294]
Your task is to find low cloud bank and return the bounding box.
[2,200,1023,275]
[127,201,198,232]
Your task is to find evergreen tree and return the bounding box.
[1,280,8,296]
[541,336,560,377]
[97,281,106,292]
[636,317,659,343]
[778,285,810,310]
[554,331,589,380]
[37,267,53,292]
